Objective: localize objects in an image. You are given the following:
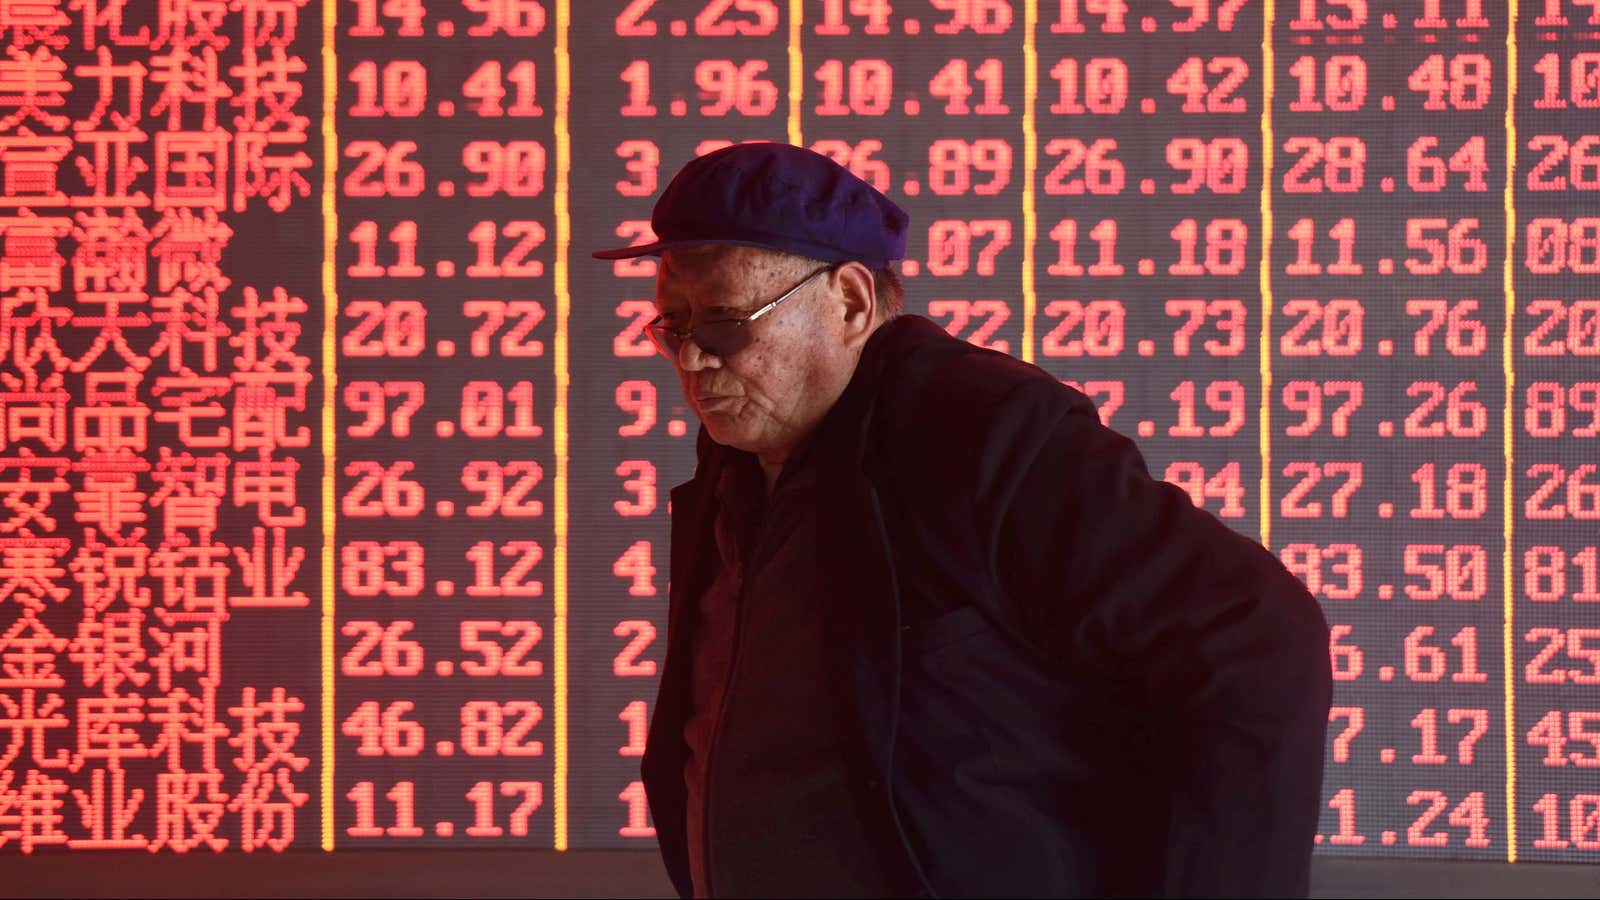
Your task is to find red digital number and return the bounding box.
[1524,464,1600,520]
[613,541,658,597]
[1289,0,1369,30]
[463,0,547,35]
[1524,627,1600,684]
[1404,381,1488,438]
[1525,382,1600,438]
[815,0,893,34]
[929,58,1009,114]
[1405,218,1488,275]
[695,59,780,116]
[349,60,427,117]
[344,140,425,197]
[344,381,425,438]
[1530,51,1600,109]
[1531,793,1600,850]
[1049,0,1135,33]
[342,461,425,518]
[462,61,542,117]
[1328,707,1364,762]
[1165,137,1248,194]
[343,300,426,357]
[1281,380,1363,437]
[1168,379,1246,437]
[1408,136,1490,192]
[1409,708,1489,765]
[1524,300,1600,356]
[1048,57,1128,114]
[1524,546,1600,602]
[342,700,425,756]
[1042,299,1124,357]
[928,139,1014,195]
[463,300,546,357]
[930,0,1015,35]
[1410,463,1489,521]
[1165,298,1246,357]
[929,219,1013,276]
[1043,138,1125,196]
[615,300,659,358]
[1407,53,1493,111]
[1407,299,1487,356]
[466,541,545,597]
[461,700,545,756]
[929,300,1012,354]
[1404,544,1489,601]
[341,620,425,677]
[460,620,545,677]
[1280,299,1364,356]
[614,620,659,676]
[813,59,893,116]
[1164,56,1249,113]
[1283,545,1364,600]
[615,460,658,516]
[462,141,547,196]
[1279,461,1363,519]
[1282,137,1366,194]
[1287,54,1367,112]
[1526,218,1600,273]
[462,460,545,517]
[342,541,426,598]
[1406,790,1491,848]
[1528,710,1600,768]
[1163,461,1247,518]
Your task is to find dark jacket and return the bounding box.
[642,315,1333,898]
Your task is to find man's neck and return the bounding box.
[757,454,783,496]
[756,429,816,496]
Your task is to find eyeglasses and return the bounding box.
[645,265,833,360]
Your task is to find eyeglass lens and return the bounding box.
[646,320,749,360]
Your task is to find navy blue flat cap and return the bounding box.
[592,142,909,269]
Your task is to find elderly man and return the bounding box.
[594,143,1331,899]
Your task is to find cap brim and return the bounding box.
[591,240,668,260]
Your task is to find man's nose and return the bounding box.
[677,336,721,371]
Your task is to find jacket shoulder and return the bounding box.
[867,316,1094,491]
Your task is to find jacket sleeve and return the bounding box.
[981,378,1333,898]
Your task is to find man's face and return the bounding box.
[654,246,863,460]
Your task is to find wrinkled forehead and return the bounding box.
[656,246,797,308]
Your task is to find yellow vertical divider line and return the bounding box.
[1020,0,1037,365]
[788,0,803,145]
[554,0,572,852]
[1502,0,1520,863]
[319,0,339,853]
[1257,0,1275,551]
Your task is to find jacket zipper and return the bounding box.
[866,483,939,898]
[700,527,756,898]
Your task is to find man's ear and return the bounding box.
[832,261,877,350]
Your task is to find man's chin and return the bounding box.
[700,417,737,446]
[700,416,759,452]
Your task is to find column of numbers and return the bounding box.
[1513,0,1600,861]
[807,0,1027,357]
[1034,1,1262,530]
[1277,0,1507,857]
[566,0,793,845]
[334,0,558,845]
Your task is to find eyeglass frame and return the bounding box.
[644,263,836,360]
